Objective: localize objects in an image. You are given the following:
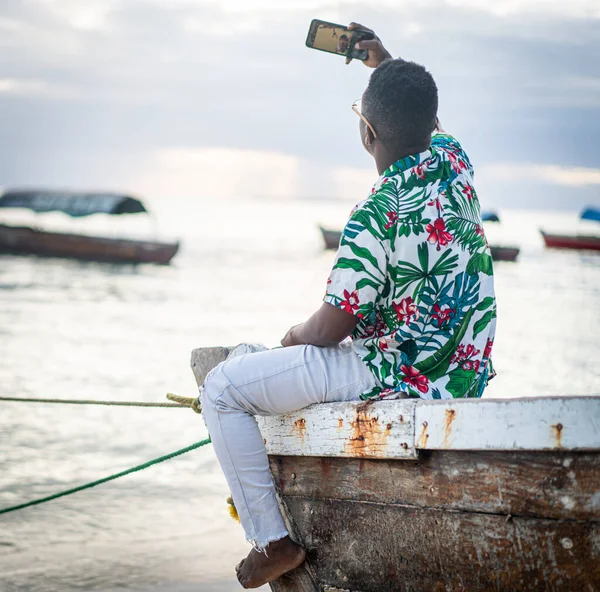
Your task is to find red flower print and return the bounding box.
[483,338,494,359]
[327,277,332,285]
[378,338,389,351]
[415,164,426,180]
[451,343,480,366]
[475,224,485,237]
[426,218,453,250]
[392,296,419,325]
[427,196,444,211]
[431,303,455,327]
[447,151,467,173]
[340,289,359,314]
[384,211,398,229]
[462,184,474,200]
[400,365,429,394]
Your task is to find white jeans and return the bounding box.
[200,341,378,551]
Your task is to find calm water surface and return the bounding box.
[1,199,599,591]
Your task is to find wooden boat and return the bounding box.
[540,230,600,252]
[191,347,600,592]
[319,226,520,262]
[0,189,179,265]
[0,223,179,265]
[488,244,520,261]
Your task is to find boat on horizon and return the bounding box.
[0,189,179,265]
[539,206,600,252]
[319,225,520,262]
[540,230,600,252]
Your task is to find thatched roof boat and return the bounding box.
[191,347,599,592]
[0,189,179,264]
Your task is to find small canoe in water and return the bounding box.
[319,226,520,262]
[540,230,600,252]
[192,347,600,592]
[0,223,179,265]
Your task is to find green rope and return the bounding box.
[0,438,211,516]
[0,396,192,409]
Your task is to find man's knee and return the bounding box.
[201,359,239,411]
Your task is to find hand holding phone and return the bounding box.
[346,22,392,68]
[305,19,374,61]
[305,19,392,67]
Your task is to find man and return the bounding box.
[336,33,349,54]
[201,22,496,589]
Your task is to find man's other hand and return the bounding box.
[281,324,302,347]
[346,23,392,68]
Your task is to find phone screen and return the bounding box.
[305,19,372,60]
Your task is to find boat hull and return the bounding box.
[320,226,520,262]
[269,451,599,592]
[541,231,600,251]
[0,223,179,265]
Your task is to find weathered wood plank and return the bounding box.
[415,397,600,451]
[269,451,600,521]
[190,346,230,387]
[268,493,320,592]
[257,400,418,460]
[284,496,600,592]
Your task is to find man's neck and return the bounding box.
[375,144,429,176]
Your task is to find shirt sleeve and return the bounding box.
[432,132,474,176]
[324,218,388,319]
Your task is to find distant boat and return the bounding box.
[580,206,600,223]
[481,210,500,223]
[0,189,179,265]
[319,226,519,262]
[540,230,600,252]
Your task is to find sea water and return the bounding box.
[1,198,598,591]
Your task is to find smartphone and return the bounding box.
[305,19,374,61]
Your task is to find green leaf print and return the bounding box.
[335,257,367,273]
[475,296,495,311]
[446,367,477,398]
[341,236,382,270]
[398,339,418,365]
[415,308,474,381]
[466,252,494,276]
[356,277,382,291]
[473,309,496,339]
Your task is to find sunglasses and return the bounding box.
[352,99,377,138]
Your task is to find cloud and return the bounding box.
[480,163,600,187]
[0,0,598,209]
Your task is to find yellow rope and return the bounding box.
[0,393,202,413]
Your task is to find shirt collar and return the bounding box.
[381,148,433,178]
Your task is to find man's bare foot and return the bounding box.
[235,536,306,589]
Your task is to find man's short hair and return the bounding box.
[363,59,438,152]
[339,34,348,40]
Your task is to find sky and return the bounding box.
[0,0,599,210]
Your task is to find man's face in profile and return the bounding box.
[337,35,349,54]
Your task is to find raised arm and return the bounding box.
[346,22,392,68]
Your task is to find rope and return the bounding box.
[0,393,202,413]
[0,438,211,516]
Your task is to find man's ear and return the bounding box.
[365,126,375,147]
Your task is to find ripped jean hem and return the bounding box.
[248,530,290,556]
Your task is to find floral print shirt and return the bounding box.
[324,133,497,400]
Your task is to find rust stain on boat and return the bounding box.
[442,408,457,448]
[344,406,389,458]
[292,418,307,441]
[337,418,344,431]
[552,422,563,448]
[417,421,429,448]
